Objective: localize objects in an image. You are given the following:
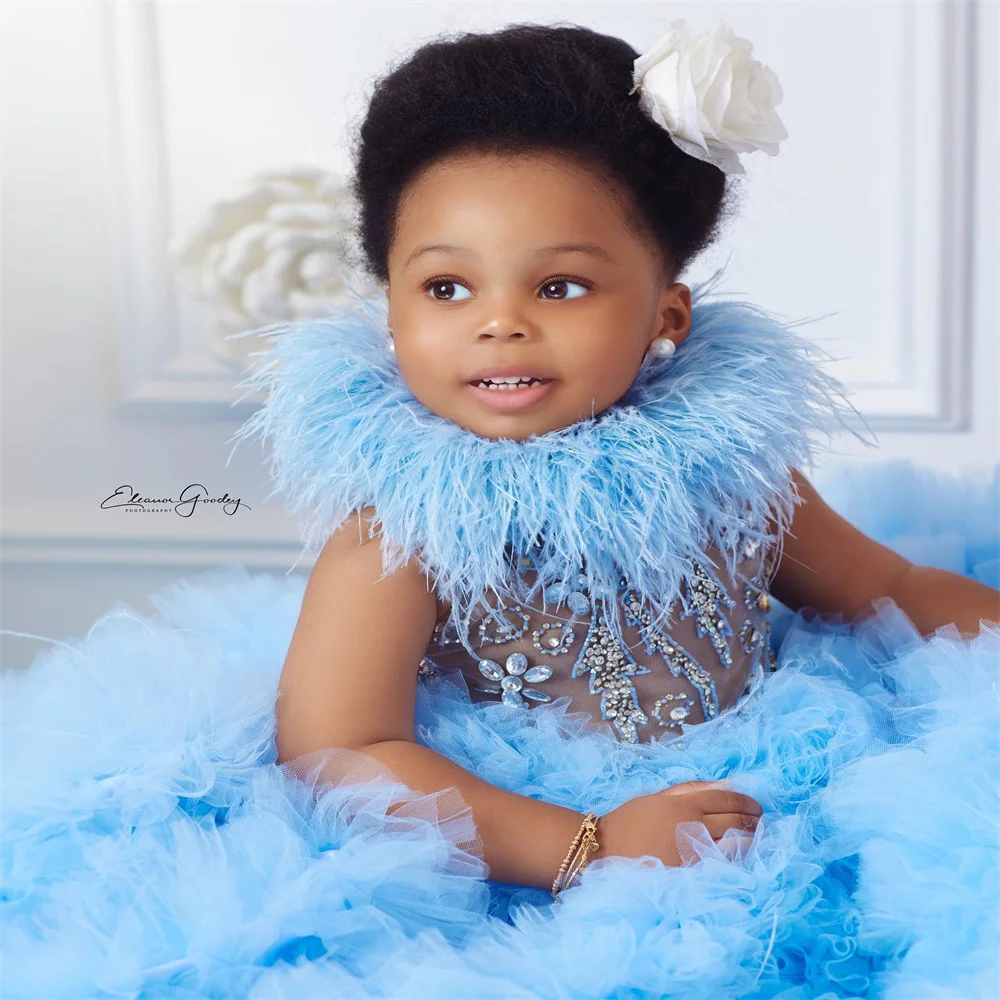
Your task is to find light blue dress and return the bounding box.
[2,275,997,997]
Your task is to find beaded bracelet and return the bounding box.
[551,812,600,901]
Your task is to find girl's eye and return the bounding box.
[423,278,473,302]
[539,279,592,300]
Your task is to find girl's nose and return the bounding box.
[476,312,540,342]
[478,328,528,341]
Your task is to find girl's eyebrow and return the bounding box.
[403,242,621,269]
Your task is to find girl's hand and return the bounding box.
[597,780,762,867]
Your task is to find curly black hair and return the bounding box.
[346,22,741,287]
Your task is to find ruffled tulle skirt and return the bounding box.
[2,460,997,999]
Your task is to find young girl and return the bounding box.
[4,18,998,999]
[233,20,999,901]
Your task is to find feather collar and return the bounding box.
[229,272,865,651]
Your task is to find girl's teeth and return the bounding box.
[475,378,546,390]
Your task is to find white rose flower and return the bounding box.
[168,165,383,369]
[630,19,788,176]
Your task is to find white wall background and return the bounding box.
[3,0,998,672]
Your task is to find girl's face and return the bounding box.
[385,151,692,440]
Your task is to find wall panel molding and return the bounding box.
[0,506,308,569]
[104,0,264,416]
[840,0,976,431]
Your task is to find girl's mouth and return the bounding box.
[466,377,557,413]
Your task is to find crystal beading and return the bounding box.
[622,583,720,722]
[677,560,737,668]
[738,541,777,672]
[651,691,696,729]
[477,601,530,644]
[532,622,577,656]
[430,537,780,742]
[570,604,650,744]
[473,652,553,706]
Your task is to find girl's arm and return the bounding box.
[769,469,1000,637]
[275,507,585,890]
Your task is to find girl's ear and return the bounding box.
[654,283,693,346]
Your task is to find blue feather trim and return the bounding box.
[228,270,870,651]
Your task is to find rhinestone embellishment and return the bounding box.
[738,618,764,656]
[475,652,553,707]
[477,601,530,643]
[543,578,592,618]
[531,622,577,656]
[431,538,782,744]
[430,619,464,647]
[738,547,777,671]
[651,692,696,729]
[678,561,737,668]
[622,583,720,722]
[570,606,650,744]
[417,656,439,677]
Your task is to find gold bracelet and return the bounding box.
[551,812,600,901]
[551,819,586,899]
[553,813,600,899]
[553,815,588,888]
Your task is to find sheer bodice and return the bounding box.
[418,531,780,744]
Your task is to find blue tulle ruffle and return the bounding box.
[1,460,998,999]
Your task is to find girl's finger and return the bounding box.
[664,778,729,795]
[703,812,759,840]
[699,789,763,817]
[664,780,706,793]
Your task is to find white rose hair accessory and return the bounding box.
[629,19,788,176]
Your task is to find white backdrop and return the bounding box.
[2,0,998,671]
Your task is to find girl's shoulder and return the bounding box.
[340,505,453,624]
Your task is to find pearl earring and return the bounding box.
[386,330,395,354]
[647,337,676,359]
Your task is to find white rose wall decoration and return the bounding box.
[168,165,382,370]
